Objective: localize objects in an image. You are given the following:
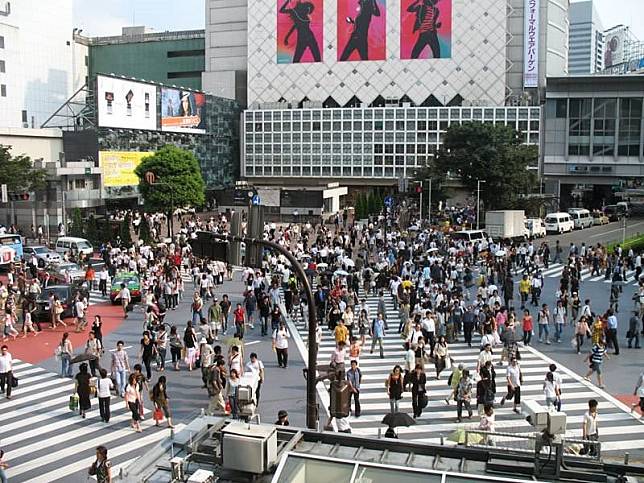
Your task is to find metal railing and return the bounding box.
[463,429,602,462]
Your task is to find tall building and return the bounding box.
[85,26,205,91]
[202,0,248,105]
[568,0,604,74]
[0,0,86,128]
[230,0,568,186]
[542,75,643,208]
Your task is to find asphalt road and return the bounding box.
[542,217,644,247]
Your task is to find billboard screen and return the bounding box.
[99,151,154,187]
[277,0,323,63]
[400,0,452,59]
[161,88,207,133]
[337,0,386,61]
[96,75,157,130]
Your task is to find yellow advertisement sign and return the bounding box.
[99,151,154,187]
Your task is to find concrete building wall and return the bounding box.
[88,31,205,91]
[0,0,75,128]
[202,0,248,104]
[568,0,603,74]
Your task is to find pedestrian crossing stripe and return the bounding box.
[0,359,182,482]
[285,286,644,456]
[514,262,642,286]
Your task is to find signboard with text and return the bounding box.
[523,0,539,88]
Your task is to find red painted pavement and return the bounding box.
[615,394,644,416]
[3,302,125,364]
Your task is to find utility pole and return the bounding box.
[427,178,432,227]
[419,183,423,220]
[476,179,486,230]
[201,232,319,430]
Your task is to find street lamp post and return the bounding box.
[206,232,319,430]
[427,178,432,226]
[476,179,486,230]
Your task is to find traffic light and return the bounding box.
[9,193,30,201]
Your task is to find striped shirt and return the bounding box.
[590,345,606,364]
[419,7,437,33]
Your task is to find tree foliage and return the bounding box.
[0,145,47,192]
[119,213,132,246]
[70,208,84,237]
[135,145,205,213]
[138,215,152,244]
[434,122,538,210]
[411,162,450,209]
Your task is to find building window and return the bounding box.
[167,49,205,58]
[618,98,642,157]
[0,60,4,73]
[167,71,202,79]
[0,36,4,48]
[592,98,616,156]
[0,84,5,97]
[568,98,591,156]
[21,110,27,123]
[556,99,567,118]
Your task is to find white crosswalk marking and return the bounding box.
[517,262,641,286]
[0,359,180,482]
[287,286,644,455]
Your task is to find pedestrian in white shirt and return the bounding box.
[246,352,265,404]
[115,283,131,318]
[272,322,290,368]
[0,345,13,399]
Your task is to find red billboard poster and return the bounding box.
[337,0,386,61]
[277,0,323,64]
[400,0,452,59]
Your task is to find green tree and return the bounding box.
[434,122,538,210]
[100,219,113,244]
[0,145,47,193]
[135,145,206,214]
[70,208,84,237]
[119,213,132,246]
[85,215,98,245]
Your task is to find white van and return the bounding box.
[450,230,489,250]
[568,208,593,229]
[544,213,574,234]
[55,237,94,256]
[525,218,546,238]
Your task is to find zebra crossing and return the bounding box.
[516,262,642,286]
[0,359,181,482]
[288,288,644,456]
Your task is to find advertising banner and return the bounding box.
[523,0,539,88]
[161,88,206,133]
[99,151,154,187]
[96,75,157,130]
[400,0,452,59]
[277,0,323,63]
[604,29,625,68]
[337,0,386,61]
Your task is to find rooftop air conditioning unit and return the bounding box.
[221,422,278,474]
[187,470,215,482]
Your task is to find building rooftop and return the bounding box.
[119,416,644,483]
[75,27,205,47]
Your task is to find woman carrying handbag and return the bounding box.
[151,376,175,428]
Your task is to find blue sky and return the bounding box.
[73,0,643,39]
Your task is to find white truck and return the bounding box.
[484,210,527,241]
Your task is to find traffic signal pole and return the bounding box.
[207,232,319,430]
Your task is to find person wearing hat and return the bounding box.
[275,409,289,426]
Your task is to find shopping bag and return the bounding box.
[570,337,577,350]
[10,375,18,388]
[69,393,79,411]
[153,407,164,422]
[225,400,231,414]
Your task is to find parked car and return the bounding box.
[568,208,594,229]
[33,283,89,322]
[54,237,94,256]
[603,204,628,222]
[544,212,574,234]
[591,211,609,225]
[38,262,86,285]
[110,272,142,304]
[23,246,62,266]
[449,230,489,250]
[525,218,546,238]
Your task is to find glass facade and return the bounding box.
[243,107,540,180]
[619,98,643,157]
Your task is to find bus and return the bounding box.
[0,233,23,267]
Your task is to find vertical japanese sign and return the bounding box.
[523,0,539,88]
